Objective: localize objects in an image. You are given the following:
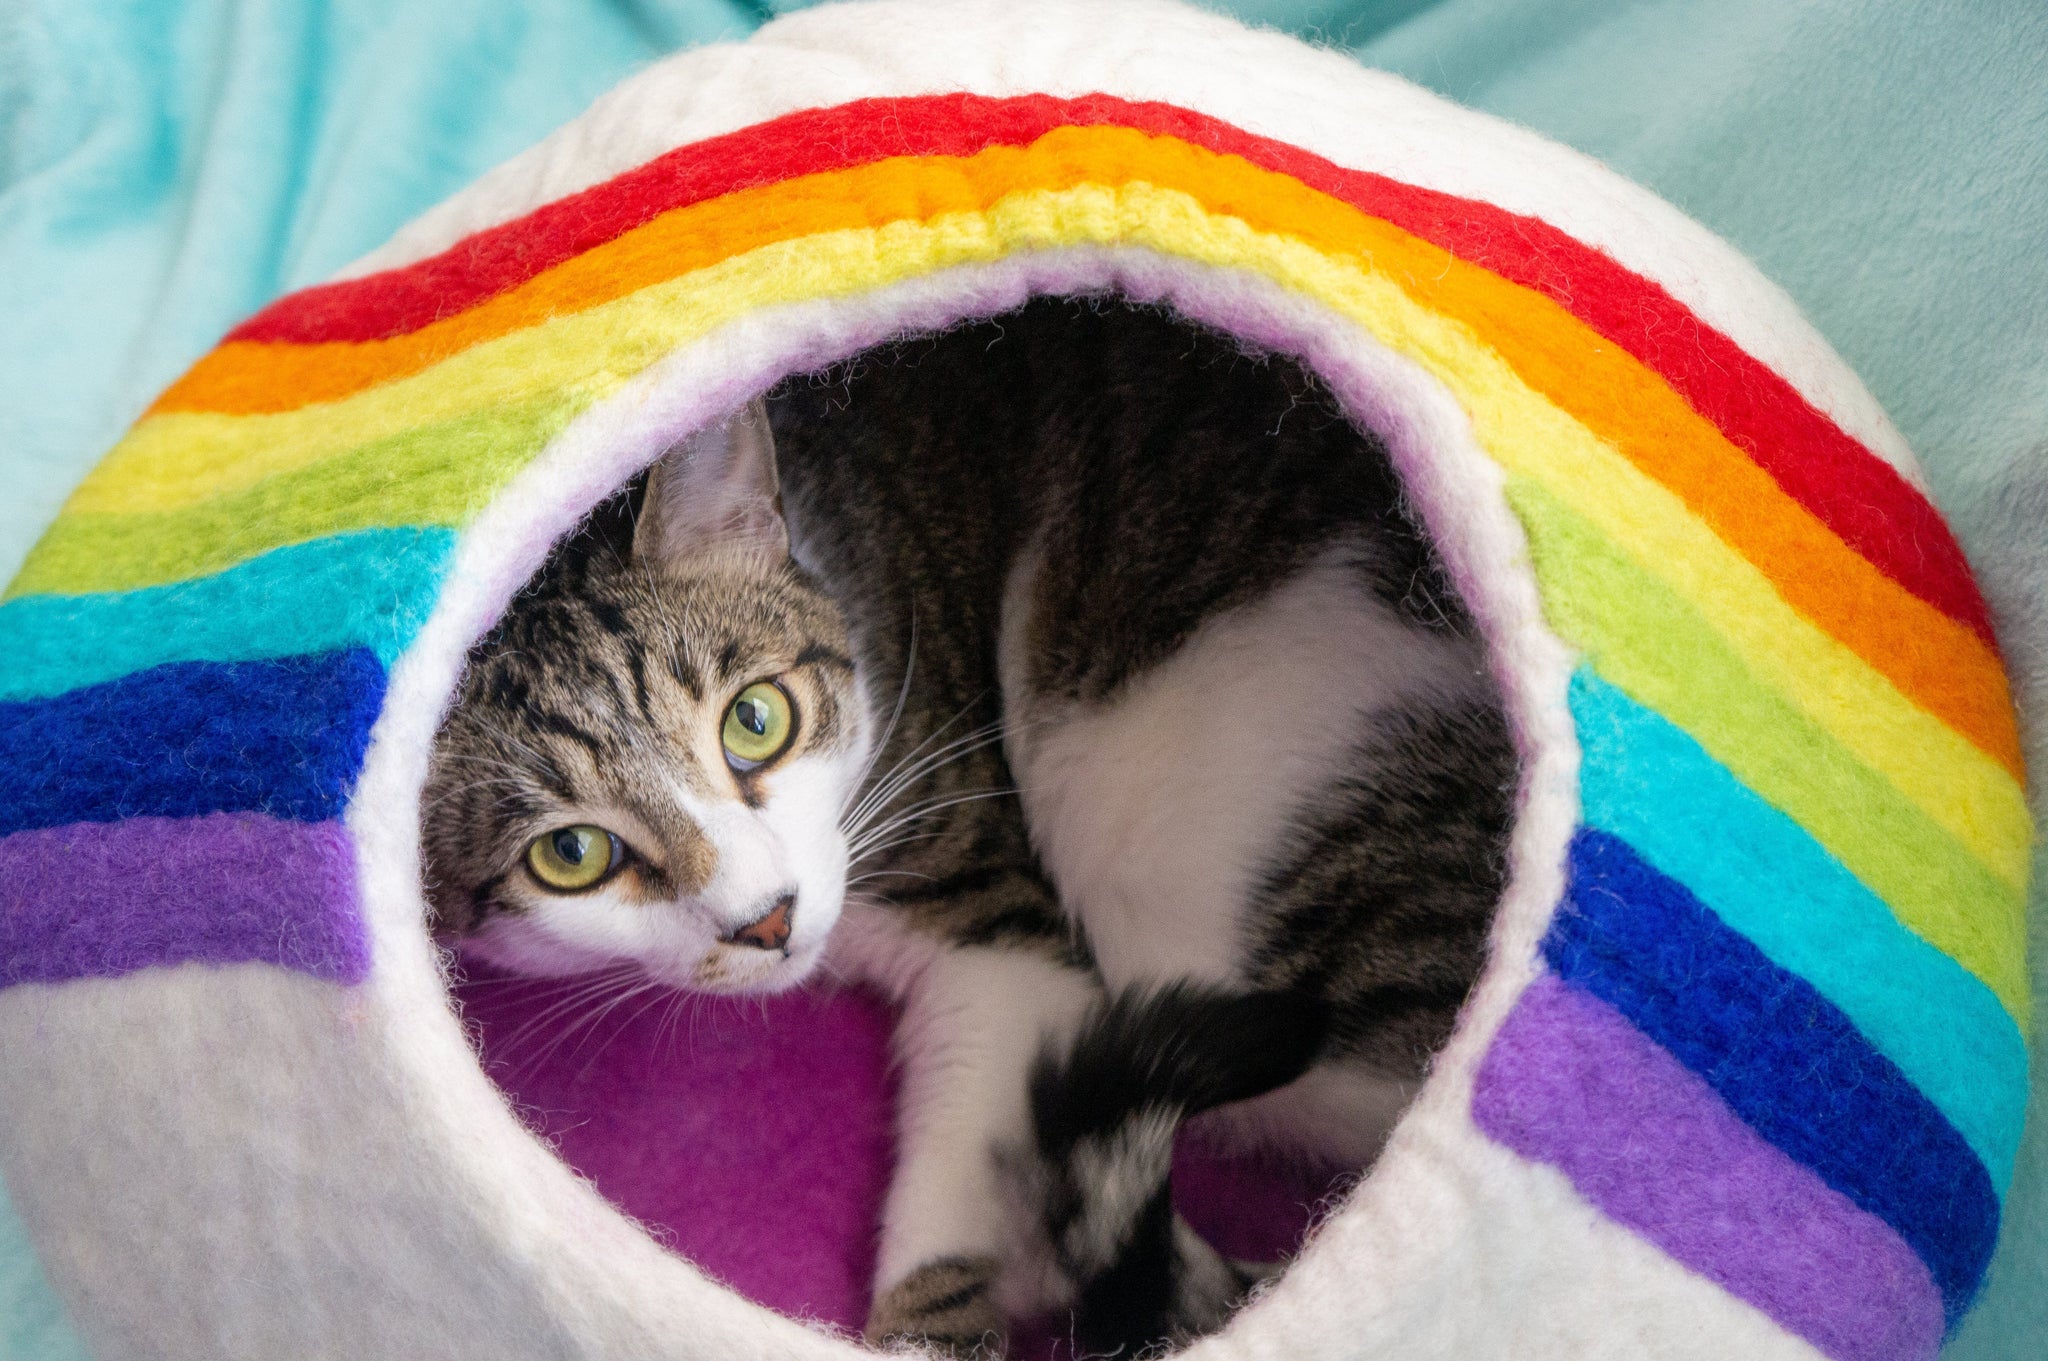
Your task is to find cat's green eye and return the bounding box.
[525,825,619,892]
[722,681,794,770]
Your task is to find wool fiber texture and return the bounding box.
[0,4,2029,1360]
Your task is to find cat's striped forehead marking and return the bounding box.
[419,544,865,928]
[651,567,861,763]
[434,658,726,912]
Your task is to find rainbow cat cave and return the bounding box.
[0,2,2031,1359]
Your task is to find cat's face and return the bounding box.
[422,404,873,995]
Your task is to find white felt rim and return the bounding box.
[0,239,1816,1361]
[0,4,1857,1353]
[327,245,1808,1359]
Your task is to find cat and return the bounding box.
[421,298,1516,1357]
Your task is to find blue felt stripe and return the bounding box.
[1569,670,2027,1185]
[0,649,385,835]
[1547,827,2000,1326]
[0,527,454,702]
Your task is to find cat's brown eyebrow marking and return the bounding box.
[622,642,656,723]
[666,650,704,700]
[526,707,609,763]
[794,641,854,671]
[529,760,577,803]
[586,595,632,638]
[717,638,743,675]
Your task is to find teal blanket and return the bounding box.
[4,3,2041,1357]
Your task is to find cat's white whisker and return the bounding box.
[527,978,661,1077]
[841,721,1010,840]
[846,865,941,888]
[842,731,989,838]
[482,968,646,1071]
[439,756,541,781]
[842,612,921,817]
[831,691,991,826]
[845,788,1016,862]
[462,716,573,795]
[653,990,695,1066]
[844,706,1063,836]
[570,983,680,1084]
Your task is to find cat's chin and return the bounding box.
[456,916,833,996]
[659,940,830,997]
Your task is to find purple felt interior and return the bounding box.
[0,812,367,985]
[458,962,1344,1351]
[1473,973,1944,1361]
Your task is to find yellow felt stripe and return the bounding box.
[11,222,974,596]
[12,400,569,597]
[1101,199,2025,902]
[16,183,2028,997]
[61,129,2020,788]
[1470,352,2031,893]
[1208,254,2032,990]
[1004,189,2024,1006]
[1513,478,2028,1020]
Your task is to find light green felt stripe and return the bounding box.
[1573,671,2029,1186]
[1507,477,2029,1021]
[0,528,457,702]
[9,395,574,598]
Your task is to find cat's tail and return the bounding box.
[1019,983,1329,1355]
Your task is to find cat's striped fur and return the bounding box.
[422,299,1515,1356]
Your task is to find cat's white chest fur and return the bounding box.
[1001,545,1486,989]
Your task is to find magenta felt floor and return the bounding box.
[458,965,1345,1349]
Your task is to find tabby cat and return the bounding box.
[422,299,1516,1356]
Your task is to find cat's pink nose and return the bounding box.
[725,894,795,951]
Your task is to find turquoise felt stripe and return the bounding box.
[1570,670,2029,1187]
[0,528,455,702]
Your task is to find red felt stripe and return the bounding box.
[226,95,1106,346]
[227,93,1993,645]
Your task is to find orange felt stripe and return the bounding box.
[149,163,987,416]
[1146,142,2024,779]
[1375,249,2026,784]
[148,127,2020,776]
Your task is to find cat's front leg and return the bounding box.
[847,925,1099,1355]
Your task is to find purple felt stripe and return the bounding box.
[0,813,368,986]
[1473,974,1943,1361]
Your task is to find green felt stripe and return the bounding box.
[1507,477,2028,1019]
[9,395,573,598]
[0,528,456,702]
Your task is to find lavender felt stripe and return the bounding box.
[1549,827,1998,1321]
[1474,975,1945,1361]
[0,812,368,986]
[0,527,455,703]
[0,648,385,836]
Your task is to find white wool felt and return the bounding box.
[0,3,1895,1356]
[0,241,1817,1360]
[342,0,1919,486]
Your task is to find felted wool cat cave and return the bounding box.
[0,1,2030,1358]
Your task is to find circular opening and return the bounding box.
[421,292,1521,1355]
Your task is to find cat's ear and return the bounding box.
[634,398,789,569]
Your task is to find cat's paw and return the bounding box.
[864,1255,1005,1357]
